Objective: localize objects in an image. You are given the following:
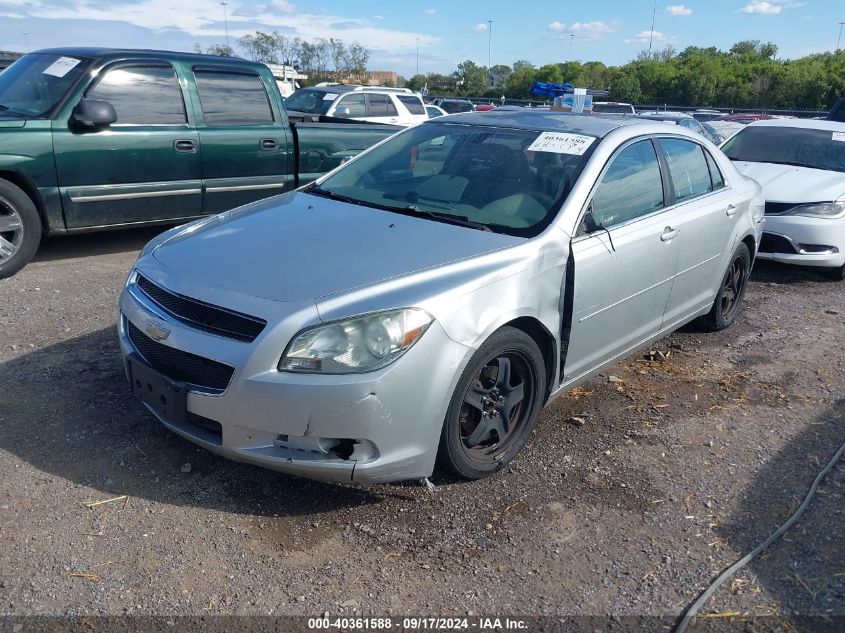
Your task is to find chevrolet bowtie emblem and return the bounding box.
[145,321,171,342]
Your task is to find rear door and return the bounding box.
[53,60,203,228]
[657,138,740,329]
[563,138,679,383]
[191,67,294,214]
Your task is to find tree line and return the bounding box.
[406,41,845,111]
[195,31,370,84]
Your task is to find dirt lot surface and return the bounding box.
[1,229,843,631]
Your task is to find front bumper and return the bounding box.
[756,215,845,268]
[118,267,472,484]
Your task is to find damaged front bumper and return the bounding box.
[118,272,472,484]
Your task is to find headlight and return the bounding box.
[784,202,845,219]
[279,309,433,374]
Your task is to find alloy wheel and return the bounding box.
[720,255,746,320]
[0,196,24,265]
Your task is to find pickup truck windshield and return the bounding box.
[310,121,596,237]
[284,89,336,115]
[0,53,91,118]
[722,125,845,174]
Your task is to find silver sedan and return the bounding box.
[118,110,764,483]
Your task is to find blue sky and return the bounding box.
[0,0,842,76]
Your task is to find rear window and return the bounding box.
[722,125,845,173]
[397,95,425,115]
[593,103,634,114]
[194,71,274,125]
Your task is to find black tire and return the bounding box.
[437,326,546,480]
[0,179,41,280]
[700,242,751,332]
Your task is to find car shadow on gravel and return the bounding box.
[704,400,845,630]
[0,326,393,516]
[751,260,838,284]
[33,226,173,263]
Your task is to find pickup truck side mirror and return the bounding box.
[70,99,117,131]
[334,106,352,118]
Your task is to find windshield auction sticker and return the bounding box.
[42,57,81,78]
[832,132,845,143]
[528,131,595,155]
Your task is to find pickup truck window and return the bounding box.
[591,140,664,228]
[194,71,274,126]
[280,88,334,116]
[87,65,186,125]
[311,122,595,237]
[0,53,91,118]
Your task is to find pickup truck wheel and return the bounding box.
[700,243,750,332]
[437,327,545,480]
[0,179,41,280]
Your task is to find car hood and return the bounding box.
[152,191,523,303]
[732,161,845,203]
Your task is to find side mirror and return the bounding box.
[334,106,352,118]
[70,99,117,131]
[581,204,600,235]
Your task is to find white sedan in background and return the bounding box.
[722,119,845,280]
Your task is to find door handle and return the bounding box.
[726,203,738,217]
[173,139,198,153]
[660,226,680,242]
[260,138,279,151]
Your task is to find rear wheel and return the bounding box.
[700,243,751,332]
[437,327,546,479]
[0,179,41,280]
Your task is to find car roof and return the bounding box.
[32,47,265,69]
[637,111,691,119]
[745,118,845,131]
[437,109,653,137]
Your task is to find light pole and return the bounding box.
[416,37,420,76]
[569,33,574,61]
[220,1,229,48]
[648,0,657,54]
[23,31,29,52]
[838,22,845,51]
[487,19,493,87]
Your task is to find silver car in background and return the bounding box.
[118,110,764,484]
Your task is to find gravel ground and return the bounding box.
[0,229,843,631]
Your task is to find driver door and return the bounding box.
[563,139,680,383]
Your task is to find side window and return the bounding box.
[87,65,185,125]
[660,138,713,202]
[336,94,366,117]
[194,71,274,125]
[367,94,398,117]
[590,140,664,228]
[705,150,725,189]
[397,95,425,115]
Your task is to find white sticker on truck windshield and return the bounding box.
[833,132,845,142]
[322,93,338,101]
[527,131,595,155]
[42,57,81,78]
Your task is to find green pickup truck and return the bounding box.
[0,48,401,278]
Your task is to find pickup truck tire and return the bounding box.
[437,327,545,480]
[700,242,750,332]
[0,179,41,280]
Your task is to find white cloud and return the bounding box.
[740,1,782,14]
[666,5,692,16]
[546,20,617,40]
[624,30,666,44]
[472,23,488,32]
[424,8,436,16]
[0,0,439,53]
[373,15,384,20]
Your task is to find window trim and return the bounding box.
[84,60,189,128]
[192,68,276,127]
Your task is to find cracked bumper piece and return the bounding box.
[118,297,471,483]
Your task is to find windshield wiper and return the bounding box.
[304,185,368,206]
[391,206,493,232]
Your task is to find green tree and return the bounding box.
[609,72,642,103]
[454,60,489,95]
[406,74,427,91]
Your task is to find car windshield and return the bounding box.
[722,125,845,173]
[0,53,91,118]
[284,88,336,115]
[308,121,597,236]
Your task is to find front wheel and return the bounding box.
[700,243,751,332]
[437,327,546,480]
[0,179,42,280]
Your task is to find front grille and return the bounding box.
[136,274,266,342]
[759,233,797,254]
[126,320,234,392]
[764,202,795,215]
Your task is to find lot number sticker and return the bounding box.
[528,131,595,155]
[322,93,339,101]
[42,57,81,78]
[833,132,845,143]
